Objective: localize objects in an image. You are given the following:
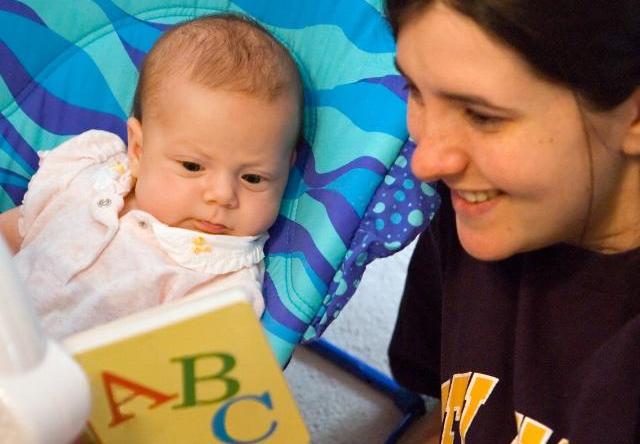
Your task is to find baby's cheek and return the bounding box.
[254,196,281,231]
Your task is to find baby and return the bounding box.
[0,14,302,339]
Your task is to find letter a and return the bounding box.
[102,371,178,427]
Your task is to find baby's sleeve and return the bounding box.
[19,130,126,238]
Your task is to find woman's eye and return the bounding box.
[403,82,422,103]
[242,174,263,184]
[181,161,202,172]
[465,108,504,127]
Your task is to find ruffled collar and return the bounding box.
[93,155,133,196]
[144,213,267,275]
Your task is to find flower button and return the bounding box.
[192,236,212,255]
[113,162,126,175]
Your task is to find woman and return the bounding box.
[385,0,640,442]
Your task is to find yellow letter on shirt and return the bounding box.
[441,372,498,444]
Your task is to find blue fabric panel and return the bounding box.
[0,0,439,366]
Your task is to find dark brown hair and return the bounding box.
[132,13,302,120]
[386,0,640,110]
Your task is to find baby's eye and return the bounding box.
[181,161,202,172]
[242,174,263,185]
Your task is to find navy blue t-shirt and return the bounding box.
[389,183,640,443]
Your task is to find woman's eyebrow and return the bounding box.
[439,92,515,113]
[394,58,516,113]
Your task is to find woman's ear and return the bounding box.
[127,117,143,177]
[621,89,640,156]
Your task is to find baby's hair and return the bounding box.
[132,13,302,120]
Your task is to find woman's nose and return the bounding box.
[410,137,469,182]
[407,102,469,182]
[203,175,238,208]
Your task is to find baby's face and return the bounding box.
[126,79,299,236]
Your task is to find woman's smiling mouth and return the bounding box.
[456,189,501,203]
[451,189,503,217]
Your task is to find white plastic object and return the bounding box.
[0,236,91,443]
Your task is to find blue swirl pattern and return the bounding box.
[0,0,439,365]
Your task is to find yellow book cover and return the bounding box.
[63,285,309,444]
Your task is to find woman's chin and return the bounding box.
[458,231,519,262]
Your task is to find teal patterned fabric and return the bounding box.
[0,0,439,366]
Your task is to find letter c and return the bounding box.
[212,391,277,443]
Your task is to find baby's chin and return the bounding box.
[233,221,278,238]
[175,217,275,237]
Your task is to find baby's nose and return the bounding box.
[203,176,238,208]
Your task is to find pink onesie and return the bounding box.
[14,130,266,339]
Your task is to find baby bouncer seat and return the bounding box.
[0,0,440,442]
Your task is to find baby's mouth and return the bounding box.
[196,220,229,234]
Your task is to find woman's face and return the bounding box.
[396,2,639,260]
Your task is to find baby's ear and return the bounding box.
[288,148,297,168]
[622,88,640,156]
[126,117,143,177]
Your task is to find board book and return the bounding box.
[63,285,309,444]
